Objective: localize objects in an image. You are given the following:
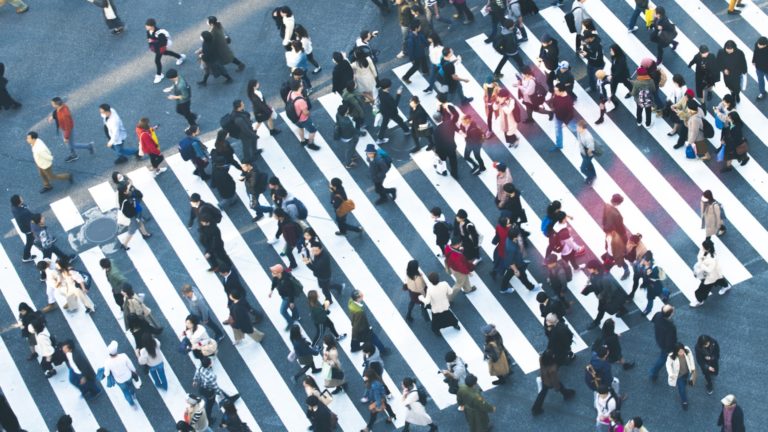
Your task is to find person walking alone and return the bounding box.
[531,349,576,415]
[100,104,139,164]
[695,334,719,395]
[690,239,729,307]
[649,304,677,382]
[136,118,167,177]
[576,120,596,185]
[145,18,185,84]
[101,340,138,406]
[27,132,73,193]
[207,16,246,72]
[717,394,745,432]
[11,194,37,263]
[164,69,198,128]
[665,342,696,410]
[48,97,94,162]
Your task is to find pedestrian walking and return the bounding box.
[10,195,37,263]
[717,394,745,432]
[227,99,261,163]
[484,332,510,385]
[493,18,525,76]
[181,284,225,342]
[179,126,210,180]
[361,369,396,431]
[550,84,576,151]
[321,334,347,395]
[271,208,300,269]
[122,284,162,333]
[201,220,232,273]
[225,291,264,345]
[603,193,630,279]
[100,104,139,164]
[432,110,460,179]
[28,318,60,378]
[101,340,138,406]
[649,304,677,382]
[207,16,246,72]
[531,349,576,415]
[305,395,336,432]
[19,303,45,360]
[438,47,473,105]
[408,96,434,153]
[537,290,567,320]
[493,88,520,148]
[59,339,102,400]
[375,79,410,144]
[456,374,495,432]
[694,334,719,395]
[0,387,23,432]
[341,81,370,137]
[720,111,750,171]
[580,31,605,93]
[118,182,151,250]
[403,260,430,323]
[286,80,320,150]
[27,132,73,193]
[717,40,747,104]
[444,239,478,296]
[136,118,167,177]
[182,314,216,360]
[700,190,725,239]
[365,144,397,204]
[685,99,711,160]
[454,209,481,263]
[164,69,198,128]
[0,62,21,110]
[688,44,719,105]
[452,0,474,23]
[145,18,185,84]
[402,22,430,84]
[48,97,94,162]
[575,120,597,184]
[666,342,696,410]
[238,162,270,223]
[137,334,167,391]
[484,0,507,43]
[691,239,731,307]
[246,80,281,135]
[29,214,76,270]
[54,257,96,315]
[326,179,361,236]
[184,395,213,432]
[421,272,461,335]
[667,78,692,139]
[624,417,649,432]
[651,7,678,64]
[290,324,321,381]
[401,377,437,431]
[441,350,468,395]
[286,40,314,92]
[429,207,452,257]
[594,318,634,369]
[545,313,574,365]
[331,52,354,96]
[348,290,387,353]
[631,67,656,128]
[726,0,744,14]
[500,227,538,292]
[87,0,124,34]
[594,385,617,432]
[544,253,572,303]
[582,260,628,328]
[188,193,223,228]
[197,31,234,86]
[268,264,301,329]
[308,290,346,350]
[458,115,485,175]
[519,67,553,123]
[754,36,768,100]
[626,0,648,32]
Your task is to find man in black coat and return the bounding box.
[432,111,459,180]
[582,260,627,329]
[230,100,261,163]
[365,144,396,204]
[717,40,748,104]
[303,242,343,304]
[10,194,36,262]
[408,96,434,153]
[754,36,768,100]
[331,52,354,95]
[544,313,574,365]
[199,219,231,272]
[375,79,410,144]
[537,291,566,319]
[688,44,720,104]
[539,34,560,92]
[218,264,245,301]
[227,291,264,344]
[306,395,336,432]
[493,18,525,76]
[61,340,102,400]
[188,193,222,227]
[649,304,677,381]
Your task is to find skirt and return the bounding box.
[431,310,458,332]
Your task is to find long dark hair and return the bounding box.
[246,79,260,104]
[701,238,715,258]
[601,318,616,338]
[294,24,309,39]
[143,333,158,358]
[696,334,714,349]
[406,260,421,280]
[669,342,687,360]
[289,324,303,342]
[609,44,625,60]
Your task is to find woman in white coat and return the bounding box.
[691,238,730,307]
[419,272,460,335]
[401,377,437,432]
[666,343,696,411]
[351,48,378,100]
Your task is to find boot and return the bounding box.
[595,109,605,125]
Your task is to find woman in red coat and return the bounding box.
[136,118,167,177]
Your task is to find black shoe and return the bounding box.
[307,142,321,151]
[237,63,246,72]
[673,142,684,149]
[197,81,207,87]
[531,407,544,416]
[727,9,741,14]
[270,128,282,136]
[22,254,37,263]
[331,387,343,394]
[548,112,554,121]
[740,156,750,166]
[389,189,397,200]
[39,186,53,194]
[253,214,264,223]
[405,315,414,323]
[623,361,635,370]
[595,117,604,125]
[114,155,128,164]
[224,77,234,84]
[484,38,493,44]
[682,401,689,410]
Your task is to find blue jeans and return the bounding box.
[554,118,577,148]
[116,380,135,405]
[69,370,101,399]
[60,129,93,156]
[426,65,438,91]
[649,348,667,380]
[580,154,596,181]
[676,372,689,403]
[149,363,168,391]
[627,5,643,29]
[280,297,298,326]
[110,142,138,159]
[757,68,767,95]
[587,65,599,91]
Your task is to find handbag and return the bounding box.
[335,199,355,217]
[433,156,448,176]
[368,401,385,413]
[200,339,218,357]
[685,144,696,159]
[716,146,725,162]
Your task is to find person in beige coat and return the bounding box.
[666,342,696,410]
[54,258,95,315]
[494,162,513,209]
[700,190,724,238]
[420,272,460,335]
[691,239,730,307]
[484,334,510,385]
[121,284,162,333]
[322,335,346,394]
[493,88,519,148]
[685,100,711,160]
[27,132,72,193]
[403,260,429,322]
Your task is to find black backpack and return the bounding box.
[415,381,428,406]
[199,202,223,224]
[564,7,580,33]
[702,118,715,139]
[252,171,269,195]
[285,95,304,125]
[220,113,241,139]
[286,197,308,220]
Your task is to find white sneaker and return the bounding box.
[375,138,389,145]
[153,74,164,84]
[162,86,173,93]
[500,288,514,294]
[268,238,280,245]
[532,283,542,291]
[718,285,732,295]
[628,26,638,33]
[153,167,168,177]
[176,54,186,65]
[396,51,405,58]
[689,301,703,308]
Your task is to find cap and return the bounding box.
[493,161,507,172]
[640,57,655,69]
[610,193,624,205]
[558,60,569,69]
[636,67,648,75]
[365,144,376,153]
[684,88,695,98]
[721,394,736,406]
[269,264,284,274]
[481,324,496,335]
[107,340,118,355]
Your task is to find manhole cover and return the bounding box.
[83,216,118,244]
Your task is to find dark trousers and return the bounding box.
[176,101,197,127]
[154,49,182,75]
[351,331,386,353]
[192,157,209,179]
[22,231,34,260]
[378,113,409,139]
[200,387,218,421]
[610,78,633,99]
[403,56,429,81]
[113,292,125,309]
[636,105,652,126]
[501,267,535,290]
[406,300,430,321]
[524,101,550,120]
[412,131,435,150]
[374,181,396,200]
[445,152,459,179]
[318,277,342,303]
[701,367,715,389]
[695,80,713,101]
[366,402,396,428]
[148,153,164,169]
[205,319,225,340]
[532,382,572,411]
[464,144,484,170]
[312,320,340,349]
[453,2,474,21]
[695,281,716,302]
[336,214,362,234]
[494,53,525,75]
[283,243,298,268]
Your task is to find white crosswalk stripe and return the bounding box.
[2,2,768,428]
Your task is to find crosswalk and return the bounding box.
[2,2,767,429]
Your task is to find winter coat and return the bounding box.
[495,168,513,206]
[456,384,494,432]
[693,249,723,285]
[419,280,453,314]
[402,387,432,425]
[611,53,631,83]
[444,245,475,276]
[700,201,723,238]
[405,31,428,61]
[485,341,510,377]
[688,53,720,86]
[695,338,720,375]
[717,47,747,90]
[686,108,706,144]
[582,36,605,68]
[539,41,560,71]
[494,99,518,136]
[631,75,656,108]
[332,60,354,95]
[211,25,235,65]
[546,321,573,360]
[652,312,677,352]
[210,151,236,198]
[348,300,370,341]
[718,405,745,432]
[540,362,562,389]
[666,346,696,386]
[352,59,378,95]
